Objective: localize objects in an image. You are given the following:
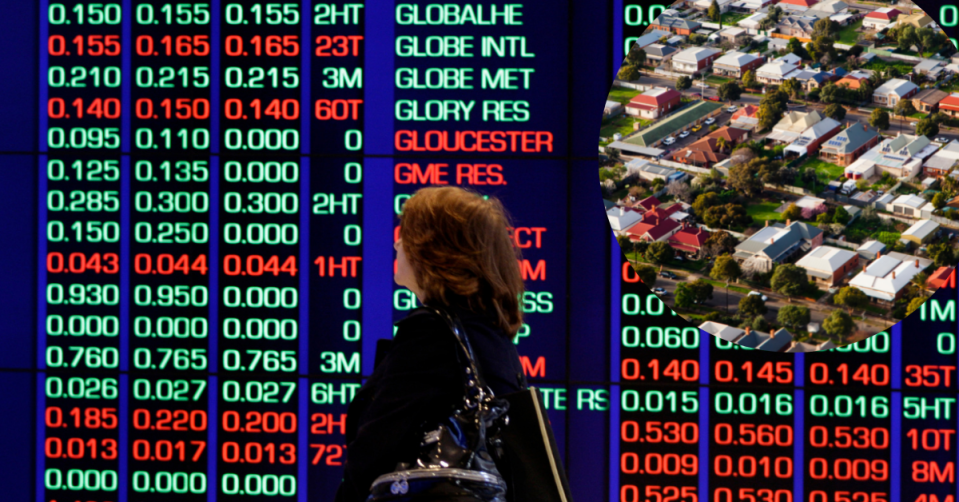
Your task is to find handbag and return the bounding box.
[368,305,575,502]
[367,305,511,502]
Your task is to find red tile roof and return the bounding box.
[779,0,817,6]
[669,226,711,250]
[865,8,901,20]
[625,216,681,241]
[731,105,759,120]
[927,266,956,290]
[637,196,662,211]
[939,95,959,113]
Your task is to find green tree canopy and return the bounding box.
[834,286,869,312]
[617,65,640,81]
[728,163,764,198]
[782,204,802,221]
[916,118,939,138]
[823,103,846,121]
[869,108,890,130]
[771,264,808,298]
[634,264,657,288]
[822,310,854,339]
[738,294,767,318]
[647,241,674,264]
[777,305,811,330]
[718,81,742,102]
[676,75,693,92]
[907,296,926,316]
[710,254,743,283]
[703,231,739,256]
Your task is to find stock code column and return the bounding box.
[616,254,704,502]
[128,2,213,501]
[39,2,124,502]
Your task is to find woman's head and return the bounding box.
[395,186,525,336]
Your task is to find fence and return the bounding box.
[697,224,746,239]
[824,237,859,250]
[612,80,652,91]
[765,183,809,195]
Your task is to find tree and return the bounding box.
[778,305,811,330]
[823,103,846,121]
[912,271,929,297]
[916,118,939,138]
[675,282,696,309]
[783,204,802,221]
[822,310,854,339]
[616,235,634,255]
[715,136,728,153]
[781,78,802,100]
[710,254,743,283]
[927,242,956,267]
[801,203,827,220]
[832,205,850,225]
[730,146,757,167]
[742,70,758,90]
[738,294,767,318]
[689,279,715,304]
[647,241,675,264]
[625,47,647,67]
[634,240,650,257]
[812,18,838,39]
[634,264,658,288]
[676,76,692,94]
[667,180,693,203]
[728,163,764,198]
[703,231,739,256]
[898,25,918,52]
[692,192,721,216]
[751,315,770,332]
[771,264,808,298]
[895,99,916,117]
[627,185,647,200]
[834,286,869,312]
[757,90,789,131]
[933,192,949,209]
[704,204,752,229]
[869,108,890,130]
[786,37,809,59]
[907,296,926,316]
[617,65,639,81]
[819,82,840,104]
[718,81,742,102]
[708,0,721,22]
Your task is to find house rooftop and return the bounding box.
[796,245,858,274]
[874,78,918,98]
[902,219,939,241]
[891,193,927,209]
[714,51,762,67]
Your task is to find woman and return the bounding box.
[334,186,529,502]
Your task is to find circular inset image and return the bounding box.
[603,2,957,351]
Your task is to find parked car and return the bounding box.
[663,136,677,145]
[748,291,768,302]
[706,95,720,102]
[691,124,703,132]
[653,287,668,296]
[660,271,678,279]
[679,130,691,139]
[936,136,950,143]
[727,105,738,113]
[704,117,716,125]
[909,122,918,128]
[690,93,702,99]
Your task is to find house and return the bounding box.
[766,111,823,144]
[779,0,818,8]
[901,219,940,245]
[937,93,959,117]
[604,100,623,118]
[624,213,682,242]
[668,225,711,258]
[632,29,673,50]
[734,220,824,273]
[738,12,767,30]
[738,327,795,351]
[791,70,832,92]
[897,12,936,30]
[712,52,764,78]
[926,266,956,291]
[804,0,848,18]
[694,0,737,13]
[650,15,702,36]
[873,79,919,107]
[862,7,901,29]
[718,27,750,44]
[914,59,944,79]
[783,117,842,157]
[775,53,804,66]
[923,141,959,178]
[671,127,749,167]
[849,254,929,302]
[730,105,760,130]
[626,87,683,119]
[819,123,881,166]
[857,240,886,260]
[644,44,678,65]
[606,206,643,232]
[796,245,860,286]
[700,321,746,343]
[912,89,949,113]
[776,16,817,40]
[889,194,933,217]
[636,196,662,212]
[625,159,688,183]
[672,47,722,74]
[787,340,838,352]
[835,70,872,90]
[730,0,777,12]
[756,61,799,85]
[855,133,938,180]
[844,157,877,180]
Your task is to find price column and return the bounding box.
[899,287,959,502]
[618,258,701,502]
[804,334,893,502]
[127,2,214,500]
[217,2,303,499]
[306,3,365,500]
[708,341,796,502]
[39,2,124,501]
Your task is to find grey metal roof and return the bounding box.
[822,124,879,154]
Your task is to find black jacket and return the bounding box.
[334,305,527,502]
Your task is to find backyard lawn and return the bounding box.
[600,116,648,138]
[864,59,917,76]
[835,20,863,45]
[720,11,748,25]
[607,87,642,104]
[801,158,844,182]
[746,201,783,225]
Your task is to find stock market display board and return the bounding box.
[0,1,957,502]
